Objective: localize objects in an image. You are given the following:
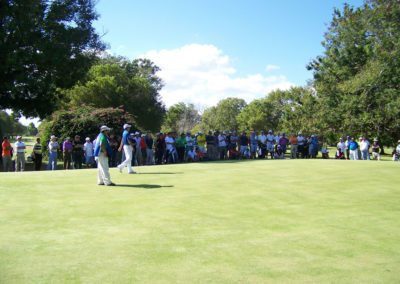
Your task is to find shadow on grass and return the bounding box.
[137,172,183,175]
[115,184,174,189]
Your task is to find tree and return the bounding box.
[201,97,246,131]
[26,122,38,136]
[0,0,105,118]
[0,110,26,136]
[39,105,136,153]
[307,0,400,145]
[64,57,166,131]
[162,102,201,133]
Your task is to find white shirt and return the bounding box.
[186,136,194,147]
[84,142,94,157]
[165,136,175,151]
[14,141,26,153]
[337,141,346,152]
[258,134,267,144]
[297,136,305,145]
[360,140,370,151]
[48,141,59,153]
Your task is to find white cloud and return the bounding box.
[140,44,293,108]
[265,64,280,72]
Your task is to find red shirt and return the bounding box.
[2,141,12,157]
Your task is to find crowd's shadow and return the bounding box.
[115,184,174,189]
[137,172,183,175]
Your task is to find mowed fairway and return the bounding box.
[1,160,400,283]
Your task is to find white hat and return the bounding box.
[123,124,131,129]
[16,135,22,139]
[85,137,90,141]
[135,131,140,135]
[100,125,111,132]
[50,135,56,139]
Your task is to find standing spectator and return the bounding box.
[140,134,147,165]
[289,133,298,159]
[155,133,166,165]
[360,136,370,160]
[297,132,305,158]
[309,135,319,158]
[175,133,186,162]
[239,131,249,158]
[63,137,73,170]
[337,138,346,155]
[249,131,258,159]
[218,131,227,160]
[14,136,26,172]
[94,125,115,186]
[230,131,239,152]
[266,130,275,159]
[196,131,206,154]
[348,137,359,160]
[133,132,142,166]
[371,138,381,161]
[108,134,119,167]
[205,131,217,160]
[345,136,351,160]
[145,132,154,165]
[72,135,84,169]
[185,132,194,161]
[257,131,267,159]
[47,135,59,170]
[279,133,289,155]
[2,136,12,172]
[32,137,43,171]
[117,124,135,174]
[84,137,95,168]
[165,132,177,163]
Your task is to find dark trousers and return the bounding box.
[34,154,42,171]
[72,152,83,169]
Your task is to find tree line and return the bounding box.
[1,0,399,147]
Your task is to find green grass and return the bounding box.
[1,160,400,283]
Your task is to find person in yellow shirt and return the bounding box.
[196,131,206,154]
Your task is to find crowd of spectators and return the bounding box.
[2,129,400,172]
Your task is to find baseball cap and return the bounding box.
[85,137,90,141]
[123,124,131,129]
[100,125,111,132]
[16,135,22,139]
[135,131,140,135]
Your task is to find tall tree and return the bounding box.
[0,0,104,118]
[201,97,246,131]
[65,57,166,131]
[308,0,400,145]
[162,102,201,133]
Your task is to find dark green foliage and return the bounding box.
[39,105,136,153]
[201,98,246,131]
[64,56,165,131]
[0,110,27,136]
[0,0,104,118]
[308,0,400,145]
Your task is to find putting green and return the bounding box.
[1,160,399,283]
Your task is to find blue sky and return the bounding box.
[93,0,365,108]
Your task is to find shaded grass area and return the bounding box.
[1,160,400,283]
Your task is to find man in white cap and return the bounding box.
[94,125,115,186]
[47,135,59,170]
[117,124,135,174]
[83,137,94,168]
[14,135,26,171]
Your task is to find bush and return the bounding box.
[39,106,138,154]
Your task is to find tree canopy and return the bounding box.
[0,0,104,118]
[64,57,166,131]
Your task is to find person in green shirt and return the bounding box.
[94,125,115,186]
[175,133,186,162]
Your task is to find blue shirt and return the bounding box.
[122,130,130,146]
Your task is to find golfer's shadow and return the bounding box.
[116,184,173,189]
